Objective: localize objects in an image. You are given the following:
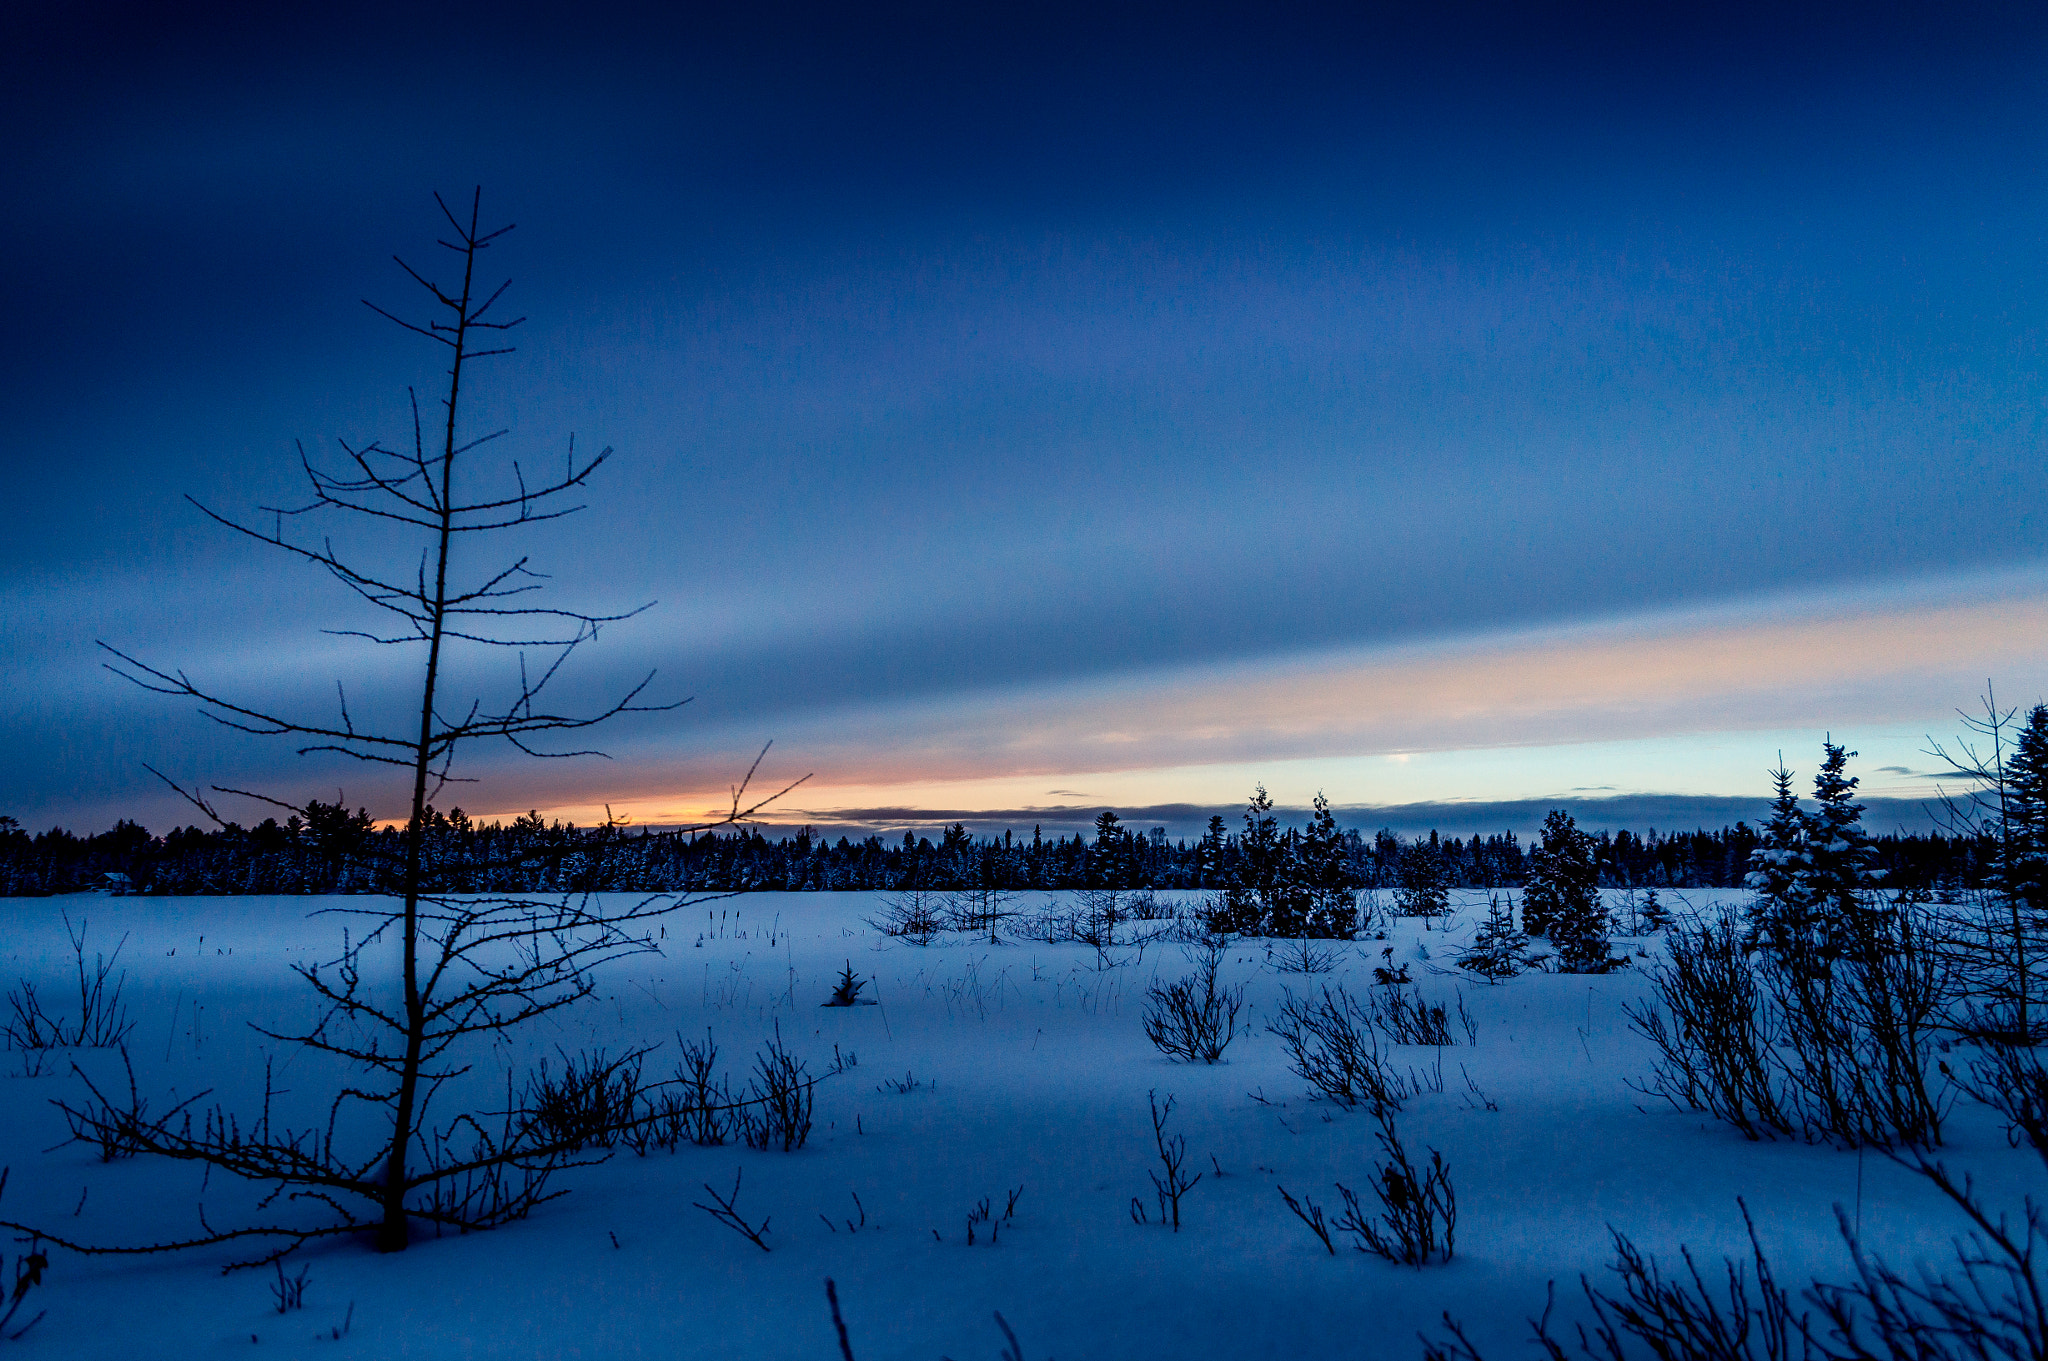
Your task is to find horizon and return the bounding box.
[9,791,1964,848]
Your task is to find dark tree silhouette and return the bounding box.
[10,191,802,1263]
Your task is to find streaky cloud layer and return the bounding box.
[523,563,2048,830]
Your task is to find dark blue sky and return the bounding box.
[5,2,2047,835]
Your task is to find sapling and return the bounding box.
[1457,895,1532,981]
[823,962,870,1006]
[1639,886,1673,933]
[5,192,804,1265]
[1960,1041,2048,1167]
[1139,1091,1202,1231]
[870,890,945,944]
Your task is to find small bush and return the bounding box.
[671,1030,737,1147]
[268,1260,310,1314]
[1628,917,1795,1141]
[737,1024,813,1152]
[3,913,133,1052]
[1426,1161,2046,1361]
[1426,1203,1798,1361]
[520,1048,649,1152]
[1272,937,1338,974]
[1143,943,1244,1064]
[1352,1112,1455,1266]
[1767,903,1953,1149]
[941,887,1022,941]
[1268,986,1413,1112]
[1281,1110,1454,1267]
[1631,904,1953,1150]
[1366,985,1475,1047]
[1961,1040,2048,1166]
[59,1046,151,1162]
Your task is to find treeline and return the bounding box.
[0,796,1991,899]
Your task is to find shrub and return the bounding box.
[1766,902,1953,1149]
[1425,1159,2046,1361]
[1960,1040,2048,1166]
[1628,917,1795,1141]
[1268,986,1413,1112]
[671,1030,737,1147]
[1281,1109,1455,1267]
[1366,985,1475,1047]
[1272,937,1338,974]
[520,1048,649,1152]
[737,1024,813,1152]
[1631,901,1954,1150]
[3,913,133,1052]
[1143,943,1244,1063]
[1351,1112,1455,1266]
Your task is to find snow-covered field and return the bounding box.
[0,890,2035,1360]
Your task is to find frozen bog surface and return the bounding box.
[0,890,2031,1359]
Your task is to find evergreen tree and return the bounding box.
[1298,791,1358,938]
[1743,758,1819,958]
[1638,884,1673,933]
[1196,815,1230,887]
[1804,739,1878,945]
[2003,706,2048,920]
[1264,830,1314,936]
[1394,834,1451,918]
[1457,894,1532,979]
[1930,697,2048,1041]
[1526,809,1610,970]
[1227,785,1281,931]
[1091,809,1127,886]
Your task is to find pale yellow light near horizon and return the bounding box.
[476,569,2048,829]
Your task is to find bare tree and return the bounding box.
[7,191,802,1262]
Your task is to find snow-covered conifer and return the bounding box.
[1299,792,1358,938]
[2003,706,2048,919]
[1457,894,1531,979]
[1526,809,1611,971]
[1639,885,1673,933]
[1804,739,1878,932]
[1743,758,1819,958]
[1395,835,1451,919]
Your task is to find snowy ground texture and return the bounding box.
[0,890,2037,1360]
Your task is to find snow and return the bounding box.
[0,890,2035,1359]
